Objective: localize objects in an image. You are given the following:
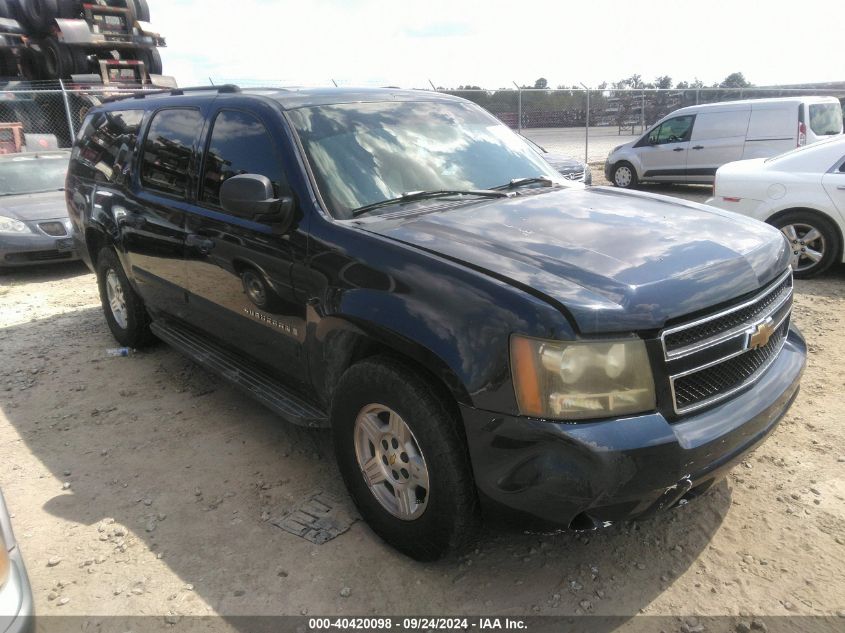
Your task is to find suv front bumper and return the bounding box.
[460,326,806,529]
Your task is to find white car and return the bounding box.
[707,135,845,277]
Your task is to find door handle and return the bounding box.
[837,185,845,191]
[673,147,685,152]
[692,145,704,150]
[186,234,215,255]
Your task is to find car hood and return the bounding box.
[0,190,68,222]
[361,186,791,333]
[541,153,585,173]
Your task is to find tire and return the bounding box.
[96,247,155,348]
[769,210,840,279]
[16,0,59,33]
[138,47,162,75]
[611,161,638,188]
[39,37,90,79]
[128,0,150,22]
[331,357,480,561]
[19,47,45,81]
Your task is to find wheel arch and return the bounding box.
[313,316,471,420]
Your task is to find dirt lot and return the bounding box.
[1,183,844,629]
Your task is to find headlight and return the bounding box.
[510,335,656,420]
[0,216,30,235]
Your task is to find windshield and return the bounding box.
[809,103,843,136]
[287,100,562,219]
[0,154,69,196]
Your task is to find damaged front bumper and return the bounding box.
[460,326,806,530]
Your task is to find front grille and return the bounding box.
[662,269,793,415]
[671,318,789,411]
[663,271,792,355]
[562,171,585,181]
[38,221,68,237]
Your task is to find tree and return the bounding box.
[533,77,548,89]
[654,75,673,89]
[720,72,751,88]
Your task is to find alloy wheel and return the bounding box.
[353,404,430,521]
[105,269,128,329]
[780,223,826,273]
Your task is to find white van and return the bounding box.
[604,96,843,188]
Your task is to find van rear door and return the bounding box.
[743,103,799,159]
[685,108,750,183]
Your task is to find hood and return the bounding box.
[541,152,585,173]
[0,190,68,222]
[361,186,791,333]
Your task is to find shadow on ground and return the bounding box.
[0,271,735,631]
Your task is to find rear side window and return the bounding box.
[200,109,288,209]
[690,111,750,141]
[809,103,843,136]
[71,109,144,183]
[140,108,203,197]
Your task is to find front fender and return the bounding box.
[305,220,574,414]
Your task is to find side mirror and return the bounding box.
[220,174,294,231]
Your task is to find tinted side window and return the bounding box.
[201,110,287,208]
[140,108,203,197]
[649,115,694,145]
[71,109,144,183]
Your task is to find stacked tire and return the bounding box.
[11,1,158,80]
[15,0,79,34]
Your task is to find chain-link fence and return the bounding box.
[0,80,158,153]
[442,87,845,166]
[2,80,844,170]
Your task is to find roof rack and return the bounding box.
[131,84,241,99]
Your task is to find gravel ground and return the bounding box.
[1,185,844,628]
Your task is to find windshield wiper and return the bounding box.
[492,176,558,190]
[351,189,511,218]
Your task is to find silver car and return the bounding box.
[0,151,78,269]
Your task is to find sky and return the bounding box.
[153,0,842,90]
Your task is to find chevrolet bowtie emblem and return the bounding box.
[748,318,775,350]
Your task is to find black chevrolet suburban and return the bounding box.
[67,86,806,560]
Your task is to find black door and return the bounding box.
[122,107,206,317]
[181,105,307,382]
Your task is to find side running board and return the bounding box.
[150,319,329,428]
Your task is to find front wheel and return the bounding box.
[769,211,840,278]
[611,162,638,188]
[331,358,480,561]
[96,248,155,347]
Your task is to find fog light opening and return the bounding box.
[568,512,599,531]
